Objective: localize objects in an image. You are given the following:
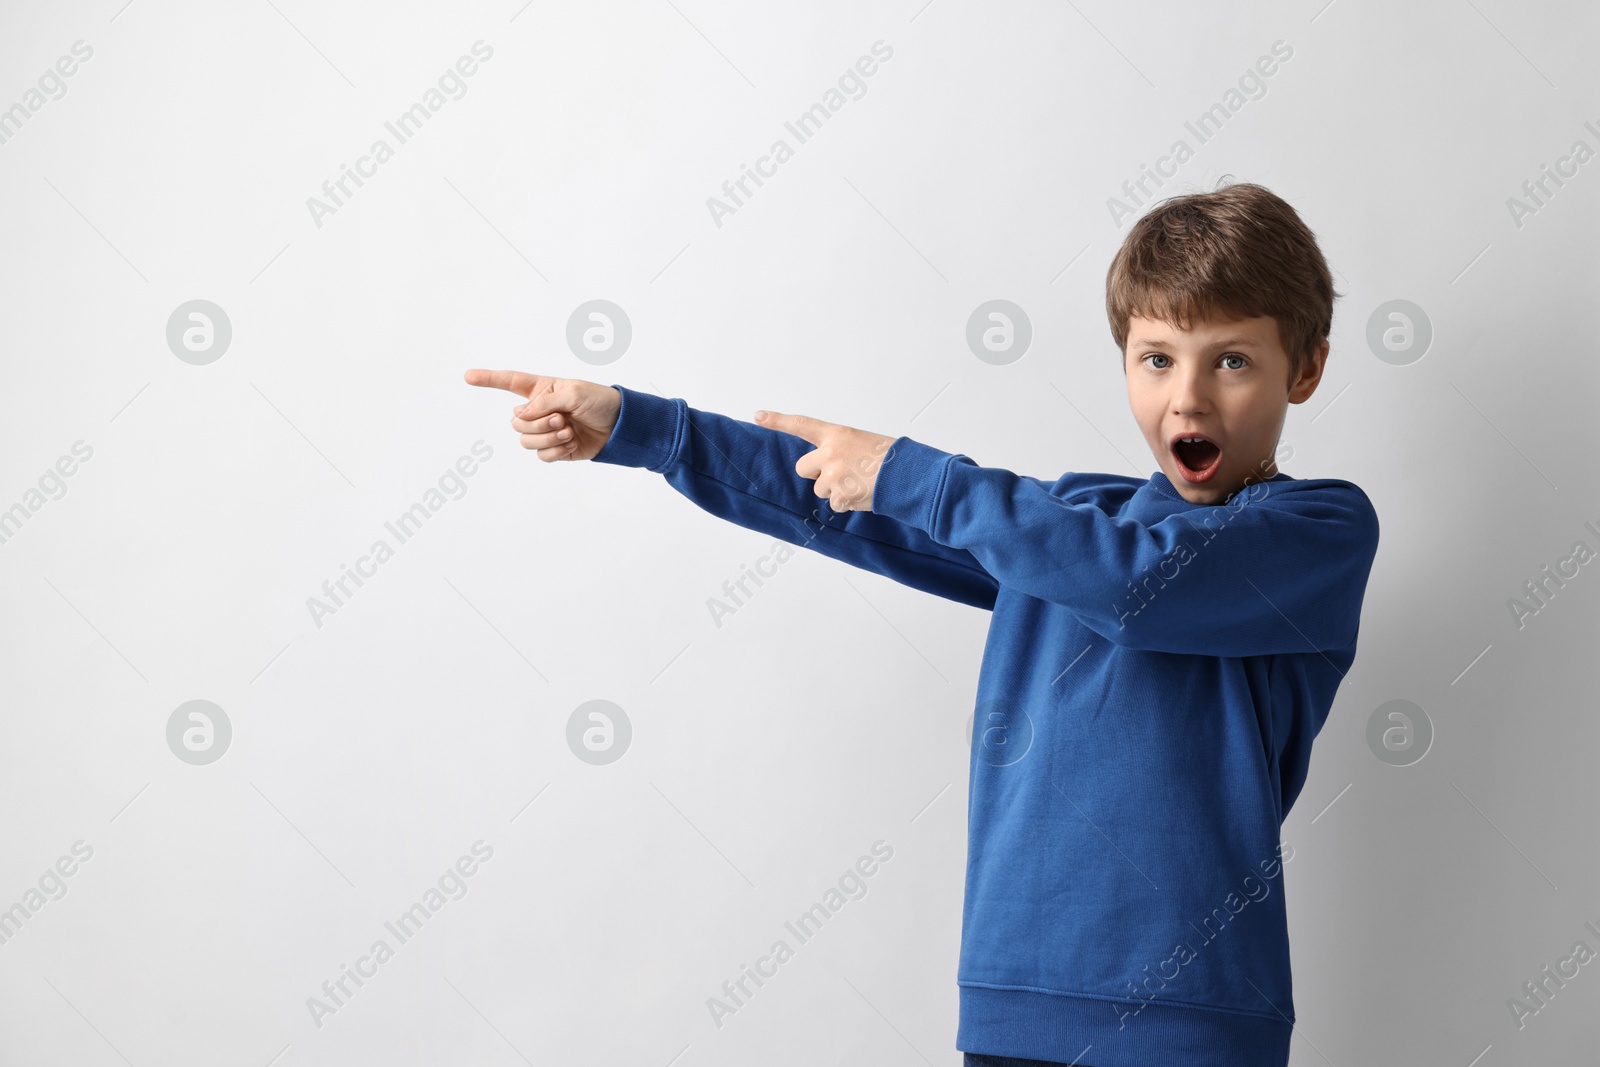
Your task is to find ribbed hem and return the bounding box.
[958,984,1292,1067]
[590,385,686,471]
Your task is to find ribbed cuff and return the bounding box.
[591,385,686,472]
[871,435,958,537]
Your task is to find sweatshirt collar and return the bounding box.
[1148,470,1293,505]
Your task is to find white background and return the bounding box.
[1,1,1597,1064]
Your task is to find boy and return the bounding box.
[465,180,1379,1067]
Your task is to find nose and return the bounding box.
[1170,366,1211,415]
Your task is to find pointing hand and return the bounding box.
[754,409,897,513]
[463,369,621,462]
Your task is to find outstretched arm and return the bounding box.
[464,370,999,611]
[592,386,999,611]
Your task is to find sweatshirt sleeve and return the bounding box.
[590,385,1000,611]
[870,435,1380,657]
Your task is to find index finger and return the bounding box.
[756,409,823,442]
[463,368,550,399]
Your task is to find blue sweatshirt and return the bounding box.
[592,384,1380,1067]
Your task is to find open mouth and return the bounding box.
[1170,433,1223,483]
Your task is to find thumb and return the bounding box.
[516,379,561,418]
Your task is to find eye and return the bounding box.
[1142,353,1170,369]
[1221,353,1246,370]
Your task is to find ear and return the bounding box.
[1287,338,1329,403]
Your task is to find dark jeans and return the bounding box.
[964,1054,1100,1067]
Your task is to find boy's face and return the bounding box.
[1123,313,1326,505]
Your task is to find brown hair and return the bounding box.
[1105,178,1340,387]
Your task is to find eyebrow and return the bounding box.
[1128,337,1264,349]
